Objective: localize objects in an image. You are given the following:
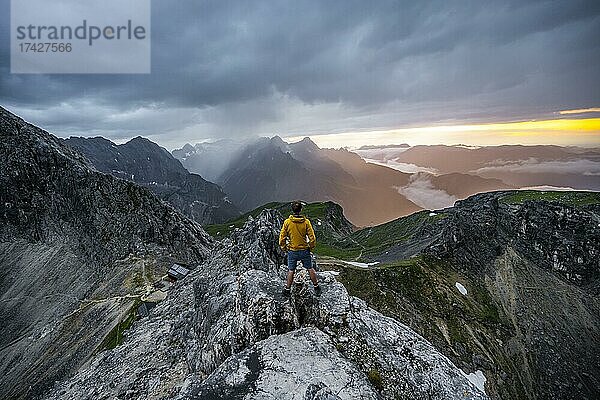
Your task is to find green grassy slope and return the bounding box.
[499,190,600,206]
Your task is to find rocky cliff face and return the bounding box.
[425,192,600,399]
[427,192,600,287]
[43,210,488,400]
[64,136,240,225]
[0,107,212,399]
[324,191,600,400]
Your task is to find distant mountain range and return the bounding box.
[173,137,513,226]
[64,136,240,224]
[69,135,598,227]
[357,144,600,191]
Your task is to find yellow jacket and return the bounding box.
[279,215,316,251]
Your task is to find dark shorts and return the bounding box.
[287,249,313,271]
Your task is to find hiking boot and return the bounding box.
[282,287,291,297]
[314,284,322,296]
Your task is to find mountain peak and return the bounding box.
[63,135,240,224]
[301,136,318,146]
[269,135,287,147]
[291,136,319,151]
[182,143,195,153]
[125,135,156,147]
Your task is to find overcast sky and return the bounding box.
[1,0,599,149]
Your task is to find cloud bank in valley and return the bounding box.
[474,158,600,176]
[395,174,457,210]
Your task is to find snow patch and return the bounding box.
[429,212,437,216]
[519,185,578,191]
[455,282,467,295]
[463,370,487,394]
[344,261,379,268]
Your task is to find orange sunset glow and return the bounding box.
[288,117,600,149]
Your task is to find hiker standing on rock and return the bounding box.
[279,201,321,297]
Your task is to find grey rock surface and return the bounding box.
[426,192,600,287]
[342,191,600,399]
[0,106,212,399]
[44,210,488,400]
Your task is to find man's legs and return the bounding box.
[286,268,319,289]
[301,250,321,295]
[283,250,321,296]
[286,270,295,289]
[283,250,298,296]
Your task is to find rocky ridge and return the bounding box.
[0,106,212,399]
[44,210,488,400]
[323,190,600,399]
[64,136,240,225]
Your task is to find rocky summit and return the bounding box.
[207,192,600,399]
[43,210,487,400]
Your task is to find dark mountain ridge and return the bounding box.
[64,136,240,224]
[0,106,212,399]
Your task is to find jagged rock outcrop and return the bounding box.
[426,192,600,287]
[64,136,240,225]
[330,191,600,400]
[425,192,600,399]
[0,106,212,399]
[44,210,488,400]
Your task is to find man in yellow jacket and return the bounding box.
[279,201,321,297]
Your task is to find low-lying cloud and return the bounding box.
[474,158,600,176]
[356,147,440,174]
[366,159,439,174]
[395,174,456,210]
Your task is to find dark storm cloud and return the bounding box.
[0,0,599,145]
